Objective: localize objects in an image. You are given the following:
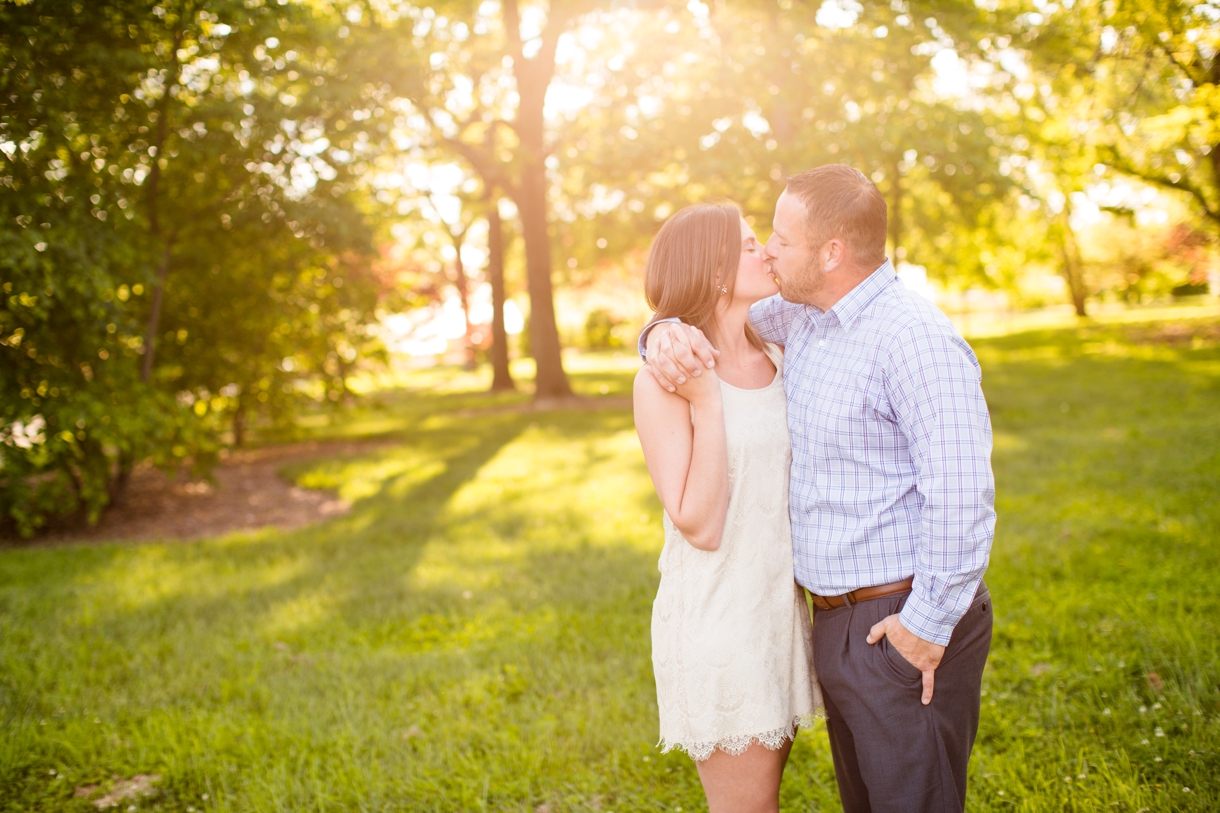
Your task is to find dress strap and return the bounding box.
[762,341,785,372]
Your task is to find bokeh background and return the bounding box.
[1,0,1218,810]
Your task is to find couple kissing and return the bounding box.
[633,164,996,813]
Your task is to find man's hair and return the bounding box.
[783,164,888,268]
[644,202,764,351]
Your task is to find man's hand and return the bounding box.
[644,322,719,393]
[867,615,946,705]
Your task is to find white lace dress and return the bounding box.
[651,343,822,761]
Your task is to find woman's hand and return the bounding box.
[674,364,720,407]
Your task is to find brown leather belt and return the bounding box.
[807,577,914,611]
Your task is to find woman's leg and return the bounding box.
[695,735,795,813]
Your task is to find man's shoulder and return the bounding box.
[867,286,979,367]
[868,284,960,340]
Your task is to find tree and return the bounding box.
[1,0,226,528]
[0,0,402,533]
[1095,1,1219,238]
[1016,0,1220,264]
[399,0,623,399]
[485,196,516,391]
[548,0,1013,288]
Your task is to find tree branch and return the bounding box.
[1154,38,1205,87]
[502,0,524,65]
[442,134,518,199]
[1105,147,1220,224]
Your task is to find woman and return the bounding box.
[633,202,821,812]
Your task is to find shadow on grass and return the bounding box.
[5,323,1220,811]
[0,405,701,811]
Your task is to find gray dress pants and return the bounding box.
[812,584,992,813]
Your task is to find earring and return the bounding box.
[719,285,728,294]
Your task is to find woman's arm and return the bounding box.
[633,366,730,551]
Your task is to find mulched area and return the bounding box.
[1121,319,1220,345]
[21,438,397,547]
[453,394,632,417]
[10,395,636,548]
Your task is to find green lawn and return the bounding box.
[2,317,1218,811]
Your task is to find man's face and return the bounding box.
[763,190,824,306]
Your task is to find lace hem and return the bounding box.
[657,711,825,762]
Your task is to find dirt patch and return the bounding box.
[9,396,632,548]
[1121,320,1220,346]
[452,394,632,418]
[26,438,397,547]
[75,774,161,808]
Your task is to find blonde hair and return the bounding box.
[643,202,764,352]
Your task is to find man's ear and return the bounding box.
[822,238,849,273]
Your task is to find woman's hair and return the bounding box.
[643,202,764,351]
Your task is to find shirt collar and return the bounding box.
[828,260,896,330]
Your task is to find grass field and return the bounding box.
[2,314,1219,812]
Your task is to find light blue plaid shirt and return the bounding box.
[641,260,995,645]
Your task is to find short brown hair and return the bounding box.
[644,202,763,351]
[784,165,887,268]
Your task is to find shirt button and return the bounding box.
[818,340,825,347]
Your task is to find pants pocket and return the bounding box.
[869,594,922,686]
[878,636,923,685]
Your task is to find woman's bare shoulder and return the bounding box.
[633,367,690,419]
[634,365,671,402]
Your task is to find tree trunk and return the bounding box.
[232,399,247,449]
[487,203,516,392]
[114,236,172,508]
[888,157,903,263]
[1210,55,1220,241]
[765,11,794,148]
[450,230,477,370]
[1057,210,1088,317]
[140,239,173,383]
[108,449,133,508]
[138,46,178,385]
[116,59,177,507]
[503,0,571,400]
[515,168,570,399]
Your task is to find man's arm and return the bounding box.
[637,320,718,393]
[638,296,803,391]
[636,317,681,360]
[887,324,996,646]
[749,294,803,346]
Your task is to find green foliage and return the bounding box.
[1,317,1218,810]
[547,0,1017,285]
[6,0,1218,534]
[1020,0,1220,232]
[987,0,1220,310]
[583,308,624,349]
[0,0,405,534]
[1172,281,1210,297]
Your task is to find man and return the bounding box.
[640,165,996,813]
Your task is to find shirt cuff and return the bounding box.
[637,317,681,361]
[899,590,965,647]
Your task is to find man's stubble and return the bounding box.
[774,252,826,307]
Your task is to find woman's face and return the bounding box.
[729,218,779,303]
